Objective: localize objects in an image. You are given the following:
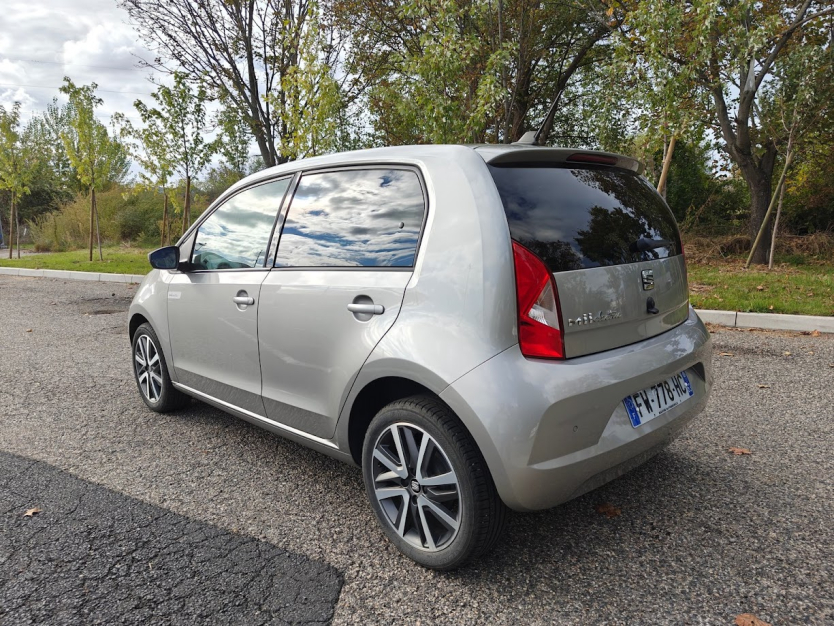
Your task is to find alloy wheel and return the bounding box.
[134,334,163,403]
[371,423,461,551]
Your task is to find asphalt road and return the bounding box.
[1,275,832,625]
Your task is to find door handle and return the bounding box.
[233,295,255,306]
[347,303,384,315]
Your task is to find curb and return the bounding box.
[0,267,147,284]
[693,309,833,334]
[2,267,832,334]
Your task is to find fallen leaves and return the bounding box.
[810,330,821,337]
[728,447,752,455]
[26,329,32,333]
[756,285,765,291]
[735,614,772,626]
[757,384,770,389]
[783,351,792,356]
[23,507,41,517]
[595,503,621,519]
[719,352,735,357]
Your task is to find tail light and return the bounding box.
[512,241,565,359]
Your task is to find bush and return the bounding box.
[29,186,166,250]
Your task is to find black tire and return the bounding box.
[362,394,507,570]
[131,322,190,413]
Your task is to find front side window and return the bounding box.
[191,177,291,270]
[275,168,425,268]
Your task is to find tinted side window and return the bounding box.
[275,169,425,268]
[192,178,290,270]
[489,164,682,272]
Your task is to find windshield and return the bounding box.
[489,164,682,273]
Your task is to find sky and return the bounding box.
[0,0,164,125]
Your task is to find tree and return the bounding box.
[341,0,616,145]
[116,112,175,246]
[135,73,215,235]
[121,0,353,167]
[750,37,834,266]
[60,78,131,261]
[268,2,346,159]
[0,103,37,259]
[215,98,253,178]
[621,0,834,263]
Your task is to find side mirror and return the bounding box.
[148,245,180,270]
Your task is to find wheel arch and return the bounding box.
[129,313,150,343]
[345,376,436,465]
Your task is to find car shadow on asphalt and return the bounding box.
[0,450,343,625]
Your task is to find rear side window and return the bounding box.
[488,164,682,272]
[275,168,425,268]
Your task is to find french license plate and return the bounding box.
[623,371,693,428]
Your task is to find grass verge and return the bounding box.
[2,247,831,317]
[0,247,153,275]
[688,261,834,316]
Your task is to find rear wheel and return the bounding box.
[362,395,506,570]
[132,323,189,413]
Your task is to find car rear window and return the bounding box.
[488,164,682,272]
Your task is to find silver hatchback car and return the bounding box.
[129,144,713,569]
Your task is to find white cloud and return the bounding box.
[0,0,158,123]
[0,0,237,180]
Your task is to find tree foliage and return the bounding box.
[617,0,834,262]
[59,78,130,261]
[0,103,38,258]
[134,73,215,233]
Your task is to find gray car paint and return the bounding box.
[167,269,270,416]
[128,144,713,512]
[259,269,412,438]
[557,255,690,357]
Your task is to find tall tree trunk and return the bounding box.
[657,135,678,198]
[182,176,192,235]
[162,192,169,246]
[746,172,775,265]
[8,192,15,260]
[88,187,94,262]
[15,200,20,259]
[768,182,786,270]
[93,188,103,261]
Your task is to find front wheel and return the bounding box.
[362,395,507,570]
[132,323,189,413]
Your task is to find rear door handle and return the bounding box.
[347,303,384,315]
[233,295,255,305]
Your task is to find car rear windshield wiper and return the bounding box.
[630,237,671,254]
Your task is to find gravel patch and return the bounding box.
[1,275,832,625]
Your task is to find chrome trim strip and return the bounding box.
[172,382,339,449]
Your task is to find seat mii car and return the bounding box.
[129,144,713,570]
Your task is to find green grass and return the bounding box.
[688,261,834,316]
[0,247,153,275]
[2,246,832,317]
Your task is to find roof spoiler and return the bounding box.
[476,145,642,174]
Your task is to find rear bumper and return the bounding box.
[440,306,713,511]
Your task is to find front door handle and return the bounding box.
[347,303,384,315]
[233,295,255,306]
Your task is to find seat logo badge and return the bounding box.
[641,269,655,290]
[567,310,621,326]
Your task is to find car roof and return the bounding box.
[227,143,642,198]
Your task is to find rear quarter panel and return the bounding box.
[335,146,519,448]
